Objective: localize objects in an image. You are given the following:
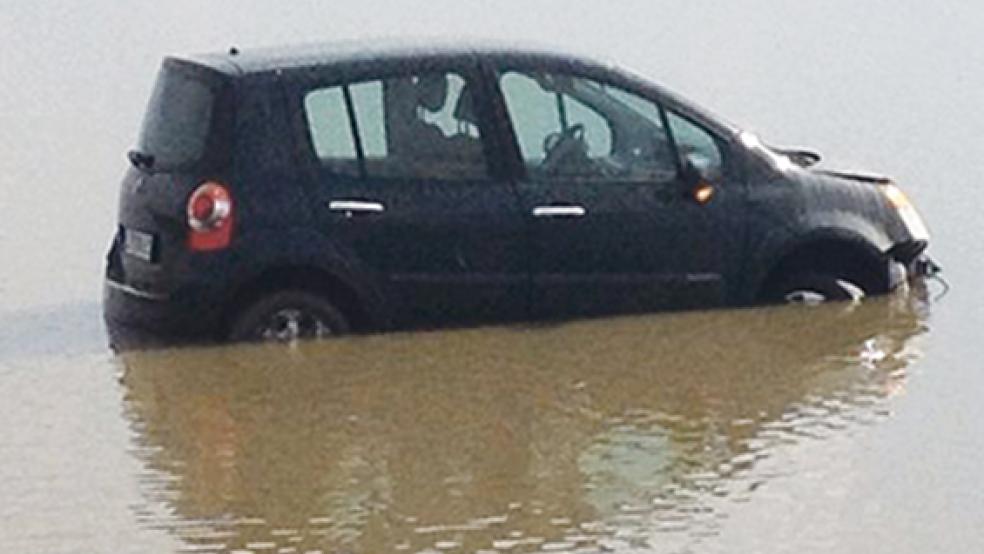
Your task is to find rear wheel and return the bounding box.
[227,290,350,342]
[775,273,865,305]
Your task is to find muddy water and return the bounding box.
[7,294,975,553]
[111,299,928,554]
[3,1,984,552]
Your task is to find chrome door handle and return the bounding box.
[532,205,586,218]
[328,199,385,214]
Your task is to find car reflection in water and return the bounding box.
[118,291,928,553]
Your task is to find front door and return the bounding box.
[296,65,527,326]
[493,68,740,318]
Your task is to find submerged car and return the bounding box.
[103,40,936,342]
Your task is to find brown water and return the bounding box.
[118,299,929,554]
[3,1,984,552]
[1,295,944,553]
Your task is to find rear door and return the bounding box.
[290,60,527,327]
[489,64,743,318]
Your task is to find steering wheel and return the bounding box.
[543,123,584,155]
[540,123,587,174]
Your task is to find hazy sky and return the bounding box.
[0,0,981,308]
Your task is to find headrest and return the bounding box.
[415,73,448,112]
[453,83,478,126]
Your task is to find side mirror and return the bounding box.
[772,146,821,168]
[679,154,717,205]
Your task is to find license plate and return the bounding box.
[124,228,155,261]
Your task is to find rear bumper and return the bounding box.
[103,226,233,344]
[103,278,225,342]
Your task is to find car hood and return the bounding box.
[812,168,894,186]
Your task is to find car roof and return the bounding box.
[174,38,740,137]
[181,37,604,77]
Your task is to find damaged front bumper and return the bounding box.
[910,255,942,279]
[889,253,941,292]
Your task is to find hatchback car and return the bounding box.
[104,40,936,342]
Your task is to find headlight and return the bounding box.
[882,183,910,209]
[882,184,929,241]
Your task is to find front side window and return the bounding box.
[667,112,724,179]
[303,70,487,180]
[498,70,676,183]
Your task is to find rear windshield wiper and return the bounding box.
[127,149,155,170]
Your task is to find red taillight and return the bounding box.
[190,193,216,223]
[186,181,234,251]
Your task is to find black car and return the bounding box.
[104,39,935,342]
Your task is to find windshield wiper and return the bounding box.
[127,149,155,170]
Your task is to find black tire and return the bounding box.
[775,273,865,305]
[227,290,350,342]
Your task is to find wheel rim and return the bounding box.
[784,290,828,305]
[784,279,865,305]
[257,308,334,341]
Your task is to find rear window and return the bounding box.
[138,65,215,169]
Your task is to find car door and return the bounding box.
[292,62,527,327]
[490,65,744,318]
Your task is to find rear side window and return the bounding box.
[304,87,359,176]
[138,65,215,169]
[302,71,487,181]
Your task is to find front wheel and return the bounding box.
[775,273,865,305]
[227,290,350,343]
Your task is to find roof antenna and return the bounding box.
[229,46,240,56]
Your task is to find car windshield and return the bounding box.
[137,66,214,169]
